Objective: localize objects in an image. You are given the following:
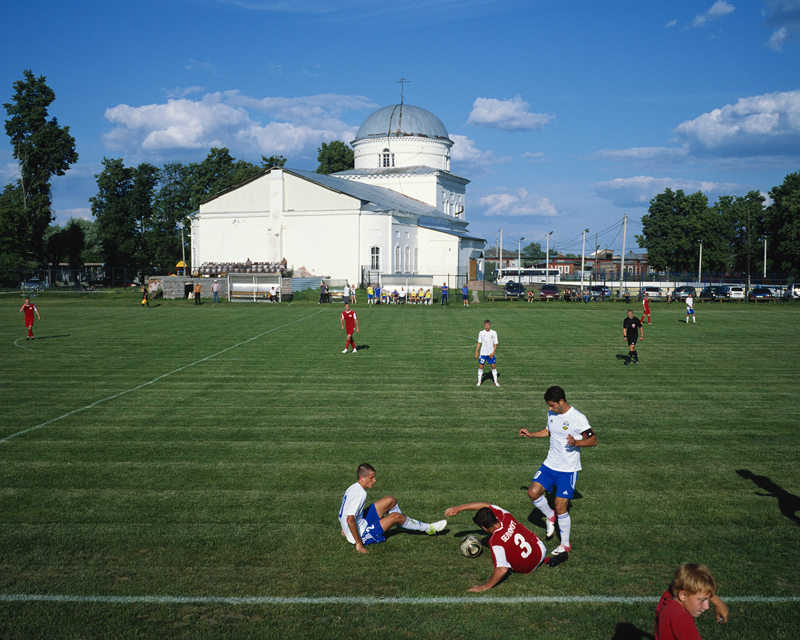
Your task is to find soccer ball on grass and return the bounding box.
[460,534,482,558]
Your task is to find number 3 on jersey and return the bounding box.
[514,533,532,558]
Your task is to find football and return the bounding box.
[460,534,483,558]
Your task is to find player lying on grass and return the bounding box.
[443,502,549,592]
[655,562,729,639]
[339,463,447,554]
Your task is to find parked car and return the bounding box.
[638,286,662,301]
[504,281,526,299]
[720,285,745,299]
[588,285,612,300]
[539,284,560,300]
[20,278,43,292]
[749,287,772,299]
[672,286,696,300]
[784,284,800,300]
[699,286,726,300]
[765,286,782,298]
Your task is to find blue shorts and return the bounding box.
[361,503,385,546]
[368,294,373,300]
[479,354,496,366]
[687,308,694,314]
[532,464,577,499]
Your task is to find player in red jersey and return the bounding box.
[642,292,652,324]
[20,297,41,340]
[444,502,547,592]
[340,302,359,353]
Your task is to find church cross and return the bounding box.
[395,77,410,103]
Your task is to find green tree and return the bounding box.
[764,172,800,276]
[0,184,30,283]
[129,163,160,265]
[90,158,137,267]
[316,140,354,174]
[3,70,78,261]
[521,242,545,260]
[636,189,710,272]
[261,154,287,168]
[45,221,85,267]
[151,162,192,267]
[714,191,765,274]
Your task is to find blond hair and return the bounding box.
[673,562,717,596]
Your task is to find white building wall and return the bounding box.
[417,227,461,275]
[353,136,452,171]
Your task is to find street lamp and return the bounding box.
[581,228,589,293]
[698,240,703,284]
[518,237,524,283]
[545,231,553,283]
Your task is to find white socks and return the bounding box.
[558,513,572,548]
[533,496,554,520]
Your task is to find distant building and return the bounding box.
[189,103,485,284]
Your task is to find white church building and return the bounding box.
[189,103,485,284]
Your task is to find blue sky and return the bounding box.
[2,0,799,256]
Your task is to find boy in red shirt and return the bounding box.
[20,297,41,340]
[655,563,729,639]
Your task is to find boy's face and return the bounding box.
[546,399,568,415]
[627,310,634,319]
[358,471,377,489]
[484,322,491,331]
[678,590,712,618]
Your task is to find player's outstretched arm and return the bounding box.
[519,428,549,438]
[444,502,492,518]
[469,566,508,593]
[346,516,367,554]
[711,595,729,623]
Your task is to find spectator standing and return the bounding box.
[194,281,202,306]
[211,280,220,304]
[441,283,449,305]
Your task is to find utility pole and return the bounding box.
[518,236,524,280]
[620,214,627,297]
[698,240,703,283]
[545,231,553,284]
[499,228,503,282]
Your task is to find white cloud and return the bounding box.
[450,134,512,168]
[665,19,678,27]
[592,176,740,208]
[102,92,374,159]
[766,27,788,50]
[687,1,735,29]
[523,152,546,162]
[674,89,800,157]
[763,0,800,49]
[467,96,553,131]
[479,188,561,217]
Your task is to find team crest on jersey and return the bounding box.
[562,421,569,431]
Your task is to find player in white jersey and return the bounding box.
[518,386,597,563]
[338,463,447,553]
[475,319,499,386]
[685,294,695,323]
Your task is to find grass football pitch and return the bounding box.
[1,292,799,639]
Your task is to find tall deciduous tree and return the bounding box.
[636,189,710,272]
[316,140,354,174]
[90,158,137,267]
[3,70,78,261]
[764,172,800,276]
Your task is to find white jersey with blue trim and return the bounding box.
[338,481,368,544]
[543,406,592,472]
[477,329,498,356]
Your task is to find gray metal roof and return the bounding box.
[335,166,441,177]
[354,104,450,141]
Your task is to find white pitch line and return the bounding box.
[0,309,326,444]
[0,594,796,605]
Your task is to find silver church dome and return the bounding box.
[355,104,450,141]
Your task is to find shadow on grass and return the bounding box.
[352,344,370,351]
[611,622,654,640]
[28,334,71,340]
[736,469,800,525]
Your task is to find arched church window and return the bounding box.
[370,246,380,270]
[394,245,401,273]
[413,248,419,273]
[382,149,394,168]
[404,246,410,272]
